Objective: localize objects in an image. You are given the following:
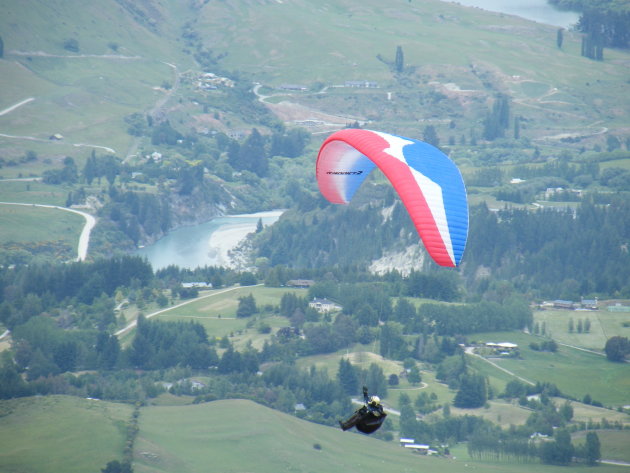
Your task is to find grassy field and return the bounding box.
[572,430,630,463]
[134,399,630,473]
[533,306,630,351]
[467,331,630,408]
[0,181,69,206]
[0,204,84,246]
[153,286,304,349]
[0,395,133,473]
[2,395,628,473]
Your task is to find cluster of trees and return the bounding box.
[225,127,310,177]
[568,316,591,333]
[42,157,79,184]
[421,299,532,335]
[399,392,493,445]
[255,201,413,268]
[0,256,152,329]
[251,186,630,301]
[529,339,558,352]
[604,335,629,361]
[465,198,630,299]
[83,152,121,186]
[101,188,172,245]
[127,316,216,370]
[482,94,511,141]
[550,0,630,59]
[469,426,600,466]
[467,379,603,465]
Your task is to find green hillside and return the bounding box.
[0,0,193,165]
[134,399,629,473]
[1,387,628,472]
[1,0,628,170]
[194,0,630,136]
[0,395,133,473]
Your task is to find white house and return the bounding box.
[404,444,430,454]
[308,298,342,313]
[182,282,211,289]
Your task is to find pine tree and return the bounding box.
[239,128,268,176]
[585,431,601,465]
[557,28,564,49]
[0,36,4,58]
[236,294,257,318]
[395,45,404,73]
[454,373,487,408]
[83,151,97,185]
[423,125,440,147]
[337,358,359,395]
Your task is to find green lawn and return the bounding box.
[154,286,304,349]
[135,399,630,473]
[0,181,69,206]
[0,395,132,473]
[600,159,630,171]
[534,306,630,351]
[572,430,630,463]
[2,395,628,473]
[451,399,532,428]
[0,204,84,245]
[467,332,630,407]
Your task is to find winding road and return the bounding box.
[0,202,96,261]
[0,97,35,117]
[0,97,116,153]
[464,346,535,386]
[114,284,261,337]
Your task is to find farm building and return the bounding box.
[485,342,519,355]
[553,300,575,310]
[286,279,315,288]
[308,298,341,313]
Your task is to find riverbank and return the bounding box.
[207,211,284,268]
[136,210,284,270]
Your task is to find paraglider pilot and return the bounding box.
[339,386,387,434]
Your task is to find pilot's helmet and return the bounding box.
[370,395,381,405]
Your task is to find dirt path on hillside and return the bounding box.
[0,97,35,116]
[252,84,364,133]
[0,98,117,153]
[464,346,535,386]
[114,284,262,337]
[10,51,142,60]
[124,62,179,161]
[0,202,95,261]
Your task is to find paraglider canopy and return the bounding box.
[316,129,468,267]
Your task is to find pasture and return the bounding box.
[0,395,132,473]
[295,346,456,411]
[0,204,84,247]
[0,180,68,206]
[154,285,305,349]
[572,430,630,464]
[533,306,630,351]
[2,395,629,473]
[467,331,630,408]
[134,398,630,473]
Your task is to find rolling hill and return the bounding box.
[1,0,628,170]
[3,396,628,473]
